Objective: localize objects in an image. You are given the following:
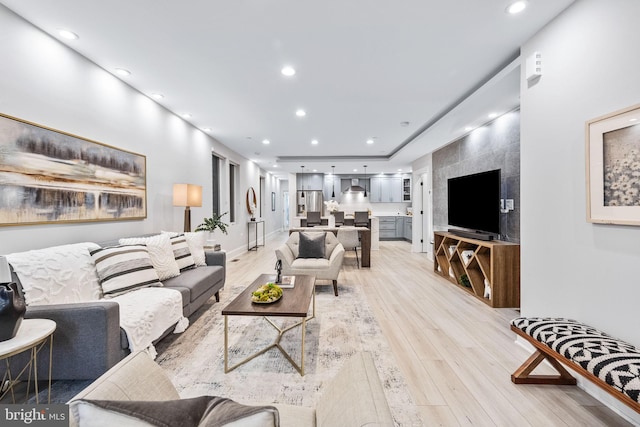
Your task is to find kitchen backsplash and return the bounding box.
[329,193,411,215]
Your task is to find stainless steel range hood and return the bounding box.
[344,178,366,193]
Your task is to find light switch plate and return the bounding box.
[506,199,514,210]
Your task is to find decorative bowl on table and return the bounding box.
[251,282,283,303]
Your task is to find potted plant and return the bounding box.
[196,212,229,249]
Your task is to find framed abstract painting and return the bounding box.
[0,113,146,226]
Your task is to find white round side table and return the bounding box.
[0,318,56,404]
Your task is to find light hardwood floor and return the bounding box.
[227,232,632,426]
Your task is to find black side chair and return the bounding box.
[333,211,345,227]
[354,211,369,228]
[306,211,322,227]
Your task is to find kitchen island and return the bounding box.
[292,215,379,250]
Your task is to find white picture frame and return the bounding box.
[586,103,640,225]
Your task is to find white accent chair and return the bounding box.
[275,232,345,296]
[69,351,394,427]
[337,227,360,268]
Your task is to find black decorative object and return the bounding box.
[363,165,368,197]
[331,166,336,198]
[275,259,282,284]
[0,282,26,342]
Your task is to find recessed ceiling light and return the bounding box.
[295,109,306,117]
[182,113,192,119]
[262,139,270,145]
[366,139,374,145]
[58,29,79,40]
[488,112,498,119]
[281,66,296,77]
[151,93,164,100]
[397,169,403,172]
[313,169,317,172]
[353,168,358,172]
[311,139,319,145]
[630,118,638,122]
[114,68,131,76]
[465,126,474,132]
[506,1,527,14]
[272,164,278,168]
[202,127,212,132]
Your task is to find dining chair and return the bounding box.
[306,211,322,227]
[354,211,369,228]
[333,211,345,227]
[337,227,360,268]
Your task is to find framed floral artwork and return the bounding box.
[0,113,146,226]
[586,103,640,225]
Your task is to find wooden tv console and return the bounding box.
[433,231,520,308]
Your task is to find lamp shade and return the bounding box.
[173,184,202,207]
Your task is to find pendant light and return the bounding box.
[363,165,368,197]
[331,166,336,198]
[300,165,305,198]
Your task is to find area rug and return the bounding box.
[155,278,421,426]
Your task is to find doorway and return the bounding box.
[283,191,289,230]
[412,172,432,255]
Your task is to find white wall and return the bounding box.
[521,0,640,346]
[522,3,640,419]
[0,7,283,256]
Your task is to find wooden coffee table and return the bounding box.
[222,274,315,375]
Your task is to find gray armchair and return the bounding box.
[306,211,322,227]
[354,211,369,227]
[275,232,345,296]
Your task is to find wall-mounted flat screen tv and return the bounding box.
[447,169,500,235]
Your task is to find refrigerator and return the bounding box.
[297,190,324,216]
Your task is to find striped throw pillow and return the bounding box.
[169,234,196,271]
[90,245,162,297]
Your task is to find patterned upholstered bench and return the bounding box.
[511,317,640,414]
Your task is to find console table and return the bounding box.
[247,219,265,251]
[0,319,56,404]
[433,231,520,308]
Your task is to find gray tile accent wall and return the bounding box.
[433,110,520,243]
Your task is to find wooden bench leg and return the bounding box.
[511,350,577,385]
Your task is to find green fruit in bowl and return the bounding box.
[251,282,283,302]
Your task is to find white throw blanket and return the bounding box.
[8,243,189,355]
[111,287,189,354]
[7,242,102,305]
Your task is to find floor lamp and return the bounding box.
[173,184,202,232]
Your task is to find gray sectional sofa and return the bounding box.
[5,235,225,380]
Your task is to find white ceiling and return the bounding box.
[1,0,574,178]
